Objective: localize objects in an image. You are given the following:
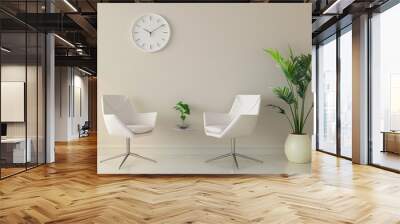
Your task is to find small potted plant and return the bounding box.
[265,48,313,164]
[174,101,191,129]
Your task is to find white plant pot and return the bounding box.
[284,134,311,164]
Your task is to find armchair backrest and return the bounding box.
[229,95,261,117]
[102,95,136,123]
[223,95,261,138]
[101,95,135,137]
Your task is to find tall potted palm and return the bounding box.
[265,48,313,163]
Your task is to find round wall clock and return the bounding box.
[132,13,171,53]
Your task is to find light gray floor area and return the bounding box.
[98,152,311,175]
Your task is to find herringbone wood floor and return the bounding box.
[1,135,400,224]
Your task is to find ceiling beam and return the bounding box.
[67,13,97,39]
[322,0,356,14]
[55,55,96,69]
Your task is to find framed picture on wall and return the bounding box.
[1,81,25,122]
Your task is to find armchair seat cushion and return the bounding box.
[205,125,227,134]
[127,124,153,134]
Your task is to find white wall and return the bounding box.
[55,67,69,141]
[1,65,42,138]
[55,67,89,141]
[72,73,89,138]
[98,3,312,153]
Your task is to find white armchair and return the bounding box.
[204,95,262,168]
[101,95,157,169]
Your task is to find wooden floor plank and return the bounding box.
[0,135,400,223]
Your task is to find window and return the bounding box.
[390,74,400,130]
[316,26,353,159]
[339,28,352,158]
[317,36,337,154]
[370,3,400,171]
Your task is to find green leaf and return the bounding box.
[273,87,296,105]
[267,104,286,114]
[174,101,191,120]
[181,103,190,115]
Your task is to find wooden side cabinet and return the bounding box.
[382,132,400,154]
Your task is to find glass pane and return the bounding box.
[371,4,400,171]
[38,33,46,165]
[340,29,352,158]
[0,1,46,179]
[1,32,27,178]
[27,31,38,169]
[318,37,337,154]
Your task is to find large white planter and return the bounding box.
[284,134,311,164]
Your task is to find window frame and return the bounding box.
[315,24,353,160]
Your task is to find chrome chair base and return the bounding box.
[205,138,263,169]
[100,138,157,169]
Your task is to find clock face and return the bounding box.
[132,14,171,53]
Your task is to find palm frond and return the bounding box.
[267,104,295,133]
[273,87,296,105]
[267,104,286,114]
[265,49,296,83]
[266,47,312,134]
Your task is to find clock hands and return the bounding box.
[143,24,165,37]
[143,28,152,36]
[150,24,165,33]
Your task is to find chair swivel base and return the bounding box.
[100,138,156,169]
[101,153,157,169]
[206,152,263,169]
[205,138,263,169]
